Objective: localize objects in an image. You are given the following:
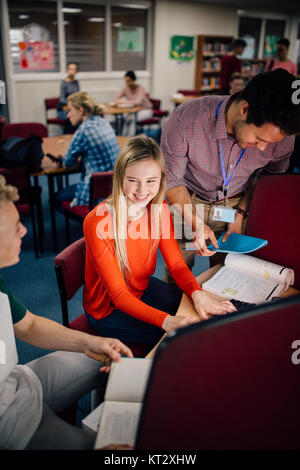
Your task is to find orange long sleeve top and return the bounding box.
[83,201,201,328]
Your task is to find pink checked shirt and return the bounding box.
[161,96,294,202]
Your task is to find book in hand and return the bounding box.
[202,253,294,304]
[207,232,268,253]
[93,358,152,449]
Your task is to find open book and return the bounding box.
[202,253,294,304]
[92,358,152,449]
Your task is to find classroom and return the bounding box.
[0,0,300,454]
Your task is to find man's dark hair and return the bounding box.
[234,69,300,135]
[276,38,290,49]
[125,70,136,81]
[232,38,247,49]
[67,62,79,71]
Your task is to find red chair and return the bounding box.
[245,174,300,289]
[54,237,151,358]
[60,171,114,246]
[0,166,43,257]
[44,97,68,134]
[2,122,48,139]
[136,97,168,134]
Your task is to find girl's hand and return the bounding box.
[191,290,237,321]
[162,315,198,333]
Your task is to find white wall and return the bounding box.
[151,0,238,110]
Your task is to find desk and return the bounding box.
[102,103,142,135]
[171,95,200,107]
[32,135,130,252]
[147,264,299,358]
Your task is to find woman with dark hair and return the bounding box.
[57,62,80,133]
[265,38,297,76]
[113,70,153,136]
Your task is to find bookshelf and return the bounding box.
[241,58,267,78]
[194,35,233,94]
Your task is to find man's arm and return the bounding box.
[14,311,133,370]
[166,185,219,255]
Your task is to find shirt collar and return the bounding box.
[215,96,232,141]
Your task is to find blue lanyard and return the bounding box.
[216,101,246,198]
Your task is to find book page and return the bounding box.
[105,358,152,403]
[225,253,294,290]
[94,401,142,449]
[202,266,283,304]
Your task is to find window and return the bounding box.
[7,0,59,73]
[238,17,262,59]
[263,19,286,58]
[63,2,105,72]
[111,6,147,71]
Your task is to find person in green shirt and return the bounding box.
[0,175,133,450]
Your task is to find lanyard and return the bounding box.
[216,101,246,198]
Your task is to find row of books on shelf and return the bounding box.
[202,57,220,72]
[203,42,230,56]
[202,76,220,90]
[242,61,266,76]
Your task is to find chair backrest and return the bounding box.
[136,294,300,450]
[54,238,86,326]
[149,98,160,111]
[245,174,300,289]
[89,171,113,209]
[0,166,30,192]
[2,122,48,139]
[45,97,60,111]
[177,89,201,96]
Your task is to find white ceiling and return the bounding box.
[190,0,300,15]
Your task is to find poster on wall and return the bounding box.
[169,35,195,61]
[117,26,144,53]
[264,35,280,58]
[18,41,55,70]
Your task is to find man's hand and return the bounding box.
[193,221,219,256]
[221,213,243,243]
[162,315,198,333]
[191,290,237,321]
[84,336,133,373]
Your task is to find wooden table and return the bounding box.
[31,134,130,252]
[147,264,299,358]
[171,95,200,107]
[102,103,142,135]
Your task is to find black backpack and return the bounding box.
[0,134,44,172]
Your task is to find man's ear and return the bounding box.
[240,100,249,120]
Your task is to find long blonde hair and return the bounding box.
[67,91,105,116]
[107,136,166,279]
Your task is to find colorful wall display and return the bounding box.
[18,41,55,70]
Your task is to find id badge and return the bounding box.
[212,205,236,223]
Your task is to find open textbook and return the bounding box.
[91,358,152,449]
[202,253,295,304]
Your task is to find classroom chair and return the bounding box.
[136,294,300,449]
[2,122,48,139]
[58,170,113,246]
[244,174,300,289]
[44,97,68,134]
[0,166,44,257]
[53,237,151,358]
[136,97,168,135]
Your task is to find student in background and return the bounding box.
[83,137,236,346]
[57,62,80,134]
[265,38,298,76]
[54,91,119,209]
[220,38,247,94]
[223,73,245,95]
[113,71,153,136]
[0,175,133,450]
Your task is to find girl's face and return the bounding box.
[123,158,162,208]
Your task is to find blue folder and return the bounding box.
[206,232,268,253]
